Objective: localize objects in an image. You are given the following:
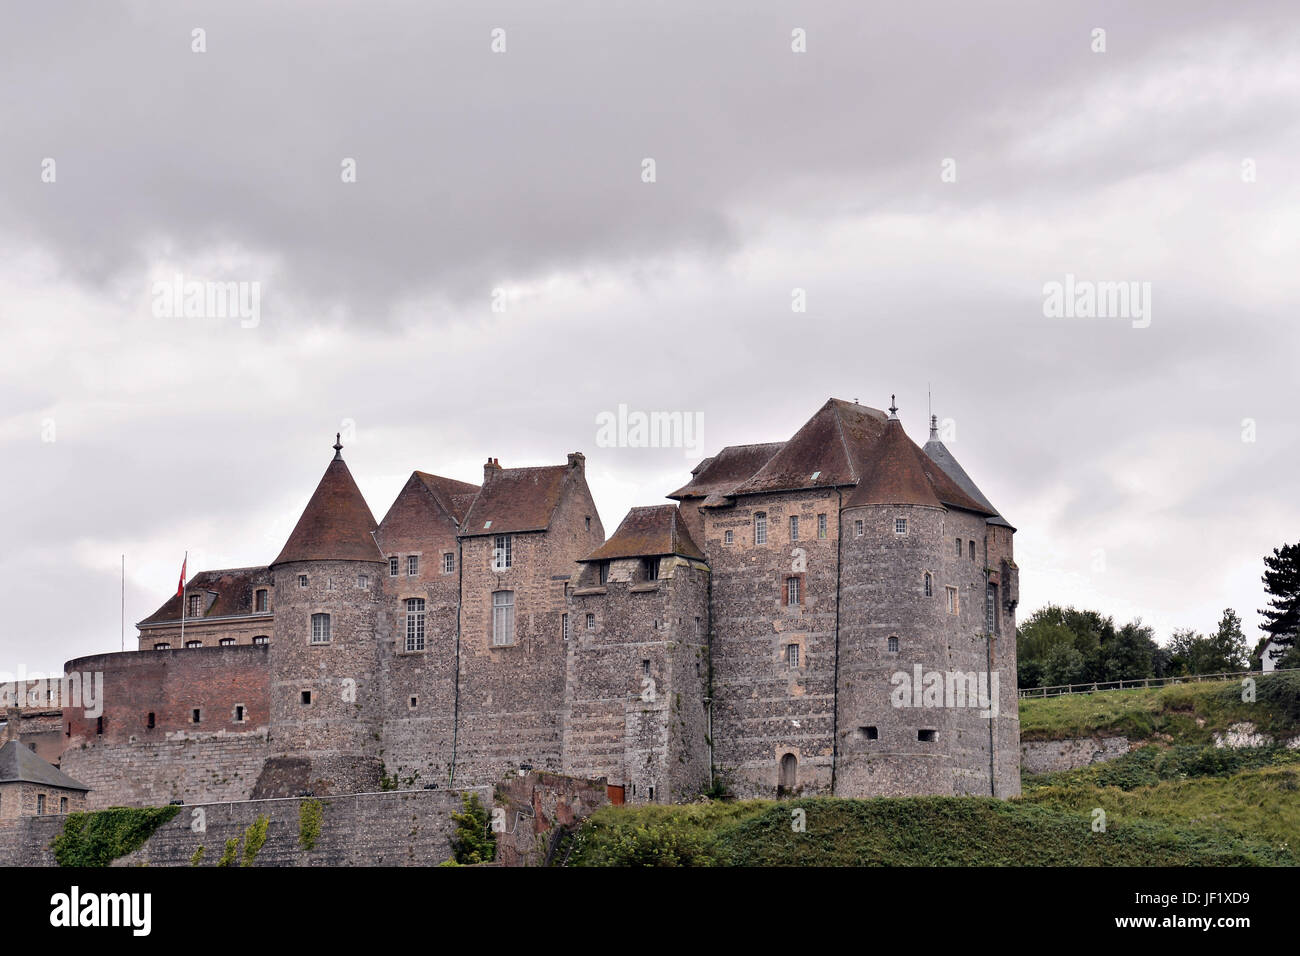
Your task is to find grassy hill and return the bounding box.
[564,672,1300,866]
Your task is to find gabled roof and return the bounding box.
[272,453,383,565]
[139,566,269,627]
[580,505,706,563]
[0,740,89,791]
[668,443,785,500]
[729,399,889,496]
[459,463,571,537]
[922,437,1014,528]
[414,472,481,524]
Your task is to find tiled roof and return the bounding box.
[0,740,89,791]
[414,472,481,524]
[139,566,270,626]
[729,399,889,496]
[272,455,383,565]
[581,505,706,562]
[667,442,785,500]
[846,418,992,514]
[459,463,570,537]
[923,438,1014,528]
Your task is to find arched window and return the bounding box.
[310,613,331,644]
[888,635,899,653]
[779,753,798,794]
[492,591,515,646]
[754,512,767,545]
[252,635,269,645]
[406,597,426,651]
[924,572,933,597]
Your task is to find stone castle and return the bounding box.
[50,397,1020,808]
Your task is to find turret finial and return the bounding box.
[888,394,898,419]
[929,414,939,440]
[333,432,343,460]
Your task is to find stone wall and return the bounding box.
[1021,736,1131,775]
[0,787,490,867]
[494,771,607,867]
[60,731,271,808]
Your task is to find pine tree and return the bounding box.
[1259,543,1300,650]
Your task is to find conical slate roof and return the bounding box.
[0,740,90,791]
[922,435,1014,528]
[272,451,383,566]
[581,504,706,562]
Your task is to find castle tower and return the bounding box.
[253,435,387,797]
[836,405,1017,797]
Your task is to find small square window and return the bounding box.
[724,530,734,545]
[895,517,907,535]
[861,726,878,740]
[298,574,308,588]
[409,696,419,710]
[887,636,899,652]
[919,729,937,742]
[357,574,369,589]
[301,690,312,705]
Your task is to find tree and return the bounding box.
[1206,608,1249,672]
[1097,620,1158,682]
[448,792,496,865]
[1259,542,1300,651]
[1041,642,1088,686]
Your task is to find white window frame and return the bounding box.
[492,590,515,646]
[405,597,426,651]
[724,530,734,545]
[562,613,569,641]
[407,554,419,576]
[311,612,331,644]
[854,519,864,537]
[493,535,512,571]
[789,515,799,542]
[586,612,596,632]
[443,552,455,574]
[787,576,801,606]
[389,556,400,577]
[895,517,908,535]
[754,512,767,545]
[786,643,800,668]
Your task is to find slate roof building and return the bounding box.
[0,740,90,819]
[62,397,1019,808]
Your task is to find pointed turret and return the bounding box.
[271,437,383,566]
[922,418,1013,529]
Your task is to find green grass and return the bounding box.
[1018,670,1300,743]
[567,796,1293,867]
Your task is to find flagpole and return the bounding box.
[121,554,125,652]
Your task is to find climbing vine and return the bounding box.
[52,806,181,868]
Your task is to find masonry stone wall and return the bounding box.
[1021,736,1130,775]
[0,788,489,867]
[703,489,841,798]
[452,459,604,786]
[0,781,86,820]
[262,557,386,796]
[565,555,710,802]
[61,732,271,808]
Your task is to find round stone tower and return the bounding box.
[255,435,387,797]
[835,408,1007,797]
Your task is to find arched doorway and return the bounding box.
[778,752,798,796]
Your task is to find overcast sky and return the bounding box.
[2,1,1297,674]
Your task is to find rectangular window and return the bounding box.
[253,635,269,645]
[862,726,879,740]
[644,557,660,580]
[987,584,999,634]
[389,556,399,576]
[255,589,268,613]
[154,643,170,650]
[969,540,976,561]
[946,587,958,616]
[443,552,455,574]
[407,554,419,576]
[789,515,799,542]
[406,597,426,651]
[895,517,908,535]
[357,574,369,589]
[188,595,202,617]
[855,519,864,537]
[598,561,609,585]
[786,577,801,606]
[492,591,515,646]
[586,612,596,631]
[919,729,937,742]
[311,612,331,644]
[299,574,308,588]
[786,643,800,668]
[956,538,963,557]
[817,514,827,539]
[60,797,68,813]
[185,640,202,648]
[724,530,734,545]
[642,659,651,677]
[561,613,569,641]
[754,513,767,545]
[37,794,45,814]
[493,535,512,570]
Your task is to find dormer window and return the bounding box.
[598,561,610,585]
[255,589,269,613]
[188,594,202,617]
[644,557,660,581]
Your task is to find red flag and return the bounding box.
[176,554,187,597]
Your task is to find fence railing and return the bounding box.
[1017,667,1296,699]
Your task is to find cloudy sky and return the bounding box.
[2,1,1297,674]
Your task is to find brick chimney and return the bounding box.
[484,457,502,482]
[567,452,585,472]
